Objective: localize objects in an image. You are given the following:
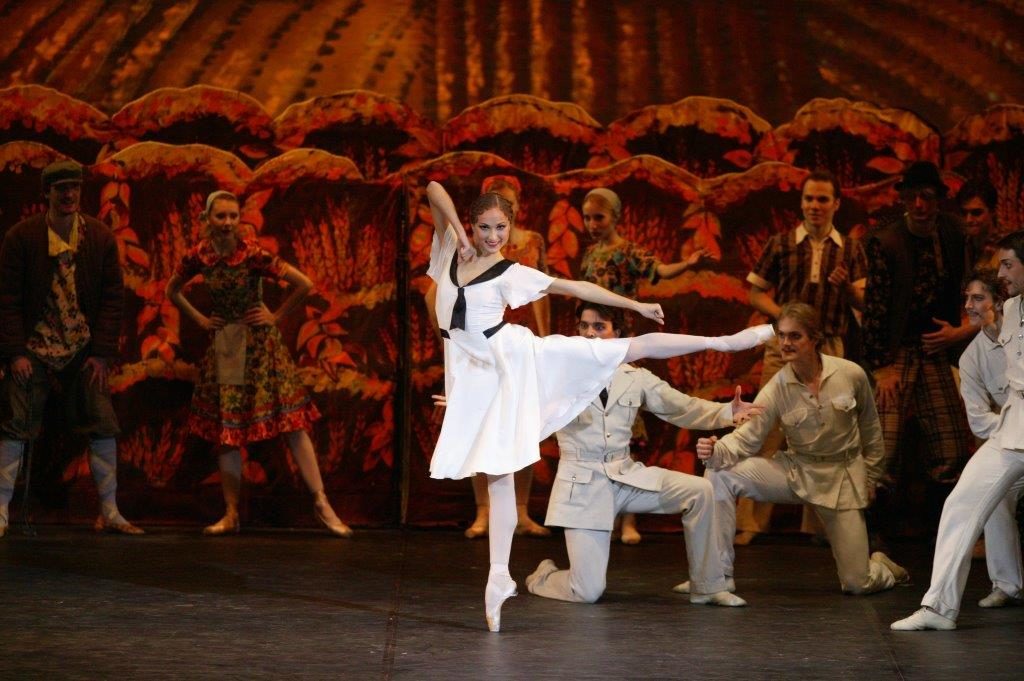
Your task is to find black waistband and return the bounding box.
[440,321,507,340]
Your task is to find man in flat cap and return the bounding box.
[862,161,973,544]
[0,160,142,536]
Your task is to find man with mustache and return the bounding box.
[0,160,141,536]
[739,169,867,545]
[682,302,908,596]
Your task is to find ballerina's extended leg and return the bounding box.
[485,472,518,632]
[623,324,774,364]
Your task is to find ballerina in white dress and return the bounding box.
[425,181,773,631]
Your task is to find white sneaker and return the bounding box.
[525,559,558,594]
[690,590,747,607]
[890,607,956,631]
[672,577,735,595]
[978,587,1023,608]
[870,551,910,584]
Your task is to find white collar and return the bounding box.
[795,223,843,248]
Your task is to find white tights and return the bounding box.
[487,473,516,573]
[623,324,774,364]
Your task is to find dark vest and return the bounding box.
[870,212,966,361]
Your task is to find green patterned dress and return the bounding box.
[175,239,319,445]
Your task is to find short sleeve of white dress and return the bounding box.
[427,228,459,284]
[499,263,555,309]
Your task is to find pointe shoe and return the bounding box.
[978,587,1023,608]
[203,514,240,536]
[525,559,559,593]
[485,572,518,633]
[94,515,145,535]
[673,577,735,595]
[690,590,747,607]
[314,491,353,538]
[890,607,956,631]
[515,516,552,537]
[870,551,909,585]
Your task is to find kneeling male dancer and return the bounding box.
[525,302,757,606]
[680,302,906,596]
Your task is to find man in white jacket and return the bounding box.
[892,230,1024,631]
[525,302,759,607]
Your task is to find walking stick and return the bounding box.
[19,368,37,537]
[20,437,35,536]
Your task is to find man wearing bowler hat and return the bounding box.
[0,160,142,536]
[862,161,973,541]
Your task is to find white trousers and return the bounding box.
[921,439,1024,619]
[528,469,729,602]
[705,457,897,594]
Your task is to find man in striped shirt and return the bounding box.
[735,169,867,544]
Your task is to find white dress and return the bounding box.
[428,229,630,479]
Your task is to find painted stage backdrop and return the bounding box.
[1,85,1023,528]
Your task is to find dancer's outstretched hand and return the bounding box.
[636,302,665,325]
[730,386,764,425]
[458,243,476,264]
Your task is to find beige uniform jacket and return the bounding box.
[545,364,733,532]
[708,354,884,511]
[994,296,1024,451]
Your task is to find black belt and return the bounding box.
[440,321,507,340]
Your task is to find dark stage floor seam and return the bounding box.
[380,529,408,681]
[860,597,908,680]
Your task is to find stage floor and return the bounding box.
[1,527,1019,680]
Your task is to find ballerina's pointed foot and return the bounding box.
[485,572,518,632]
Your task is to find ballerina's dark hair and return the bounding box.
[468,192,515,225]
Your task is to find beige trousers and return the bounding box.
[735,335,844,536]
[708,456,897,594]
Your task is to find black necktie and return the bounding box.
[450,285,466,331]
[599,388,608,407]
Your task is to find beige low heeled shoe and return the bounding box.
[94,515,145,535]
[202,514,240,536]
[314,490,353,538]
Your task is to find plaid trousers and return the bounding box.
[878,346,972,484]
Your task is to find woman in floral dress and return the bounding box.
[580,187,709,544]
[165,190,351,537]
